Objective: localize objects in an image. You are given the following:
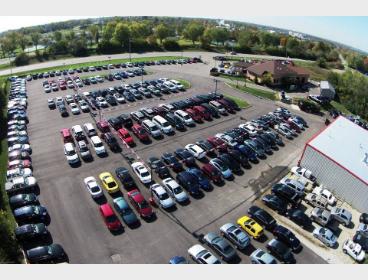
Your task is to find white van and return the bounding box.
[152,115,173,134]
[174,110,194,126]
[142,119,162,138]
[83,123,97,137]
[90,136,106,156]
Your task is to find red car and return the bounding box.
[286,119,302,133]
[192,105,212,121]
[185,108,203,123]
[128,189,154,219]
[118,128,135,146]
[96,120,110,133]
[201,163,223,184]
[8,159,32,170]
[207,136,227,153]
[60,128,73,143]
[132,124,150,142]
[59,82,67,90]
[99,203,122,231]
[151,106,166,117]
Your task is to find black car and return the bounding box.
[258,133,277,150]
[15,223,49,242]
[108,117,122,130]
[226,149,250,168]
[176,171,200,196]
[287,209,312,228]
[123,91,135,102]
[360,213,368,224]
[106,95,117,106]
[196,139,216,156]
[266,239,296,264]
[165,113,186,131]
[353,232,368,251]
[223,97,240,111]
[175,149,195,166]
[9,193,39,210]
[148,157,171,179]
[253,137,272,155]
[265,131,284,146]
[244,139,265,159]
[218,153,241,174]
[248,206,277,230]
[271,183,302,207]
[103,132,120,152]
[273,225,302,252]
[140,108,155,119]
[115,167,135,189]
[117,114,133,129]
[161,152,183,172]
[13,205,48,224]
[58,104,68,117]
[26,244,67,264]
[262,194,288,215]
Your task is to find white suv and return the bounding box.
[64,143,80,165]
[90,136,106,156]
[174,110,194,126]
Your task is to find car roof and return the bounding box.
[100,204,114,216]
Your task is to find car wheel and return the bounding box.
[343,249,347,254]
[313,234,318,238]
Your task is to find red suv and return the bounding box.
[185,108,203,123]
[128,189,154,219]
[99,203,122,231]
[132,124,150,142]
[192,105,211,121]
[207,136,227,153]
[201,163,223,184]
[118,128,135,146]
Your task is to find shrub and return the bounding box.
[13,53,30,66]
[162,39,181,51]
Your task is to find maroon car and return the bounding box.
[218,99,235,114]
[152,106,167,117]
[201,163,222,184]
[207,136,227,153]
[192,105,212,121]
[132,124,150,142]
[185,108,203,123]
[96,120,110,133]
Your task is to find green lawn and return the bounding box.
[228,82,277,100]
[223,94,250,109]
[1,55,188,78]
[294,61,331,81]
[176,79,191,90]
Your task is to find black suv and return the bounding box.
[148,157,171,179]
[103,132,120,152]
[115,167,135,189]
[118,114,133,129]
[108,117,122,130]
[273,225,302,252]
[266,239,296,264]
[26,244,67,264]
[15,223,49,242]
[248,205,277,230]
[271,183,302,207]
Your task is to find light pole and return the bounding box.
[213,79,218,94]
[140,66,144,84]
[128,38,132,62]
[108,56,111,74]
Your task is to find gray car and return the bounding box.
[330,207,352,227]
[250,248,277,264]
[203,232,238,261]
[220,223,250,250]
[312,226,337,247]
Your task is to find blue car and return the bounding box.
[234,144,258,162]
[169,256,188,264]
[187,168,211,191]
[113,197,139,226]
[176,171,201,196]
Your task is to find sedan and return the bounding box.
[209,158,232,179]
[13,205,48,224]
[175,148,195,166]
[287,209,312,228]
[9,193,38,210]
[262,194,288,215]
[162,177,189,203]
[115,167,135,189]
[203,232,238,262]
[273,225,302,252]
[113,196,139,226]
[250,248,277,264]
[187,168,211,191]
[220,223,250,250]
[131,162,152,184]
[185,144,206,160]
[353,232,368,251]
[132,124,150,142]
[26,244,67,264]
[312,226,337,248]
[127,189,154,219]
[188,244,221,264]
[15,223,49,242]
[148,157,170,179]
[99,172,119,194]
[162,152,183,172]
[266,239,296,264]
[84,176,104,198]
[201,163,222,184]
[248,206,277,230]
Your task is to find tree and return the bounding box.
[183,22,205,45]
[102,22,116,42]
[53,31,63,42]
[129,22,151,38]
[317,57,327,68]
[88,25,100,45]
[0,36,17,57]
[30,32,41,51]
[211,28,229,45]
[113,22,130,47]
[154,23,170,44]
[237,30,259,49]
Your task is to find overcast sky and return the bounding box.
[0,16,367,52]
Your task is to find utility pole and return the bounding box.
[214,79,218,94]
[129,38,132,62]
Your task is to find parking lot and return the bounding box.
[25,62,327,263]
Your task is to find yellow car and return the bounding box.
[237,215,264,239]
[99,172,119,193]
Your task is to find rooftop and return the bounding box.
[308,116,368,184]
[246,60,310,78]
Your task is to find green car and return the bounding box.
[113,197,139,226]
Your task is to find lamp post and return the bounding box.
[108,56,111,74]
[213,79,218,94]
[128,38,132,62]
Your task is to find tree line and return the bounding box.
[0,17,356,67]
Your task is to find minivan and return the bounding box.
[174,110,195,126]
[83,123,97,137]
[152,115,173,135]
[141,119,162,138]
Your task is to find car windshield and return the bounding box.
[139,200,149,209]
[141,171,150,177]
[107,181,116,188]
[173,186,182,194]
[66,149,75,156]
[159,193,169,200]
[95,142,103,147]
[151,125,159,131]
[106,215,117,223]
[91,186,100,193]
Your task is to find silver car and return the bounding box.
[203,232,238,262]
[219,223,250,250]
[250,248,277,264]
[330,207,352,227]
[162,178,189,203]
[312,227,337,247]
[357,223,368,234]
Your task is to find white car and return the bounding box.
[238,123,257,136]
[185,144,206,159]
[63,143,80,164]
[188,244,221,264]
[342,239,365,262]
[90,136,106,156]
[163,81,177,92]
[55,97,64,106]
[131,162,151,184]
[65,95,74,104]
[159,103,175,112]
[313,187,336,205]
[8,176,37,189]
[174,110,194,126]
[43,85,51,93]
[96,97,108,108]
[150,183,175,209]
[162,177,189,203]
[114,93,125,103]
[78,100,90,112]
[7,168,32,179]
[312,227,337,247]
[275,125,293,139]
[170,80,184,90]
[215,133,237,147]
[291,166,317,182]
[83,176,103,198]
[7,130,27,138]
[69,103,80,115]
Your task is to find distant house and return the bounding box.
[245,60,310,86]
[319,81,336,100]
[232,61,254,76]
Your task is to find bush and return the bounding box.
[96,40,122,54]
[13,53,30,66]
[162,39,181,51]
[70,40,89,57]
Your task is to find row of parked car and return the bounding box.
[22,57,202,81]
[5,78,68,264]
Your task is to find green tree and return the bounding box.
[102,22,116,42]
[129,22,151,38]
[113,22,131,47]
[30,32,41,51]
[53,31,63,42]
[16,33,30,51]
[183,22,205,45]
[155,23,170,44]
[88,25,100,44]
[211,28,229,45]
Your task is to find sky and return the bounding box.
[0,16,367,53]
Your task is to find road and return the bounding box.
[24,61,327,263]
